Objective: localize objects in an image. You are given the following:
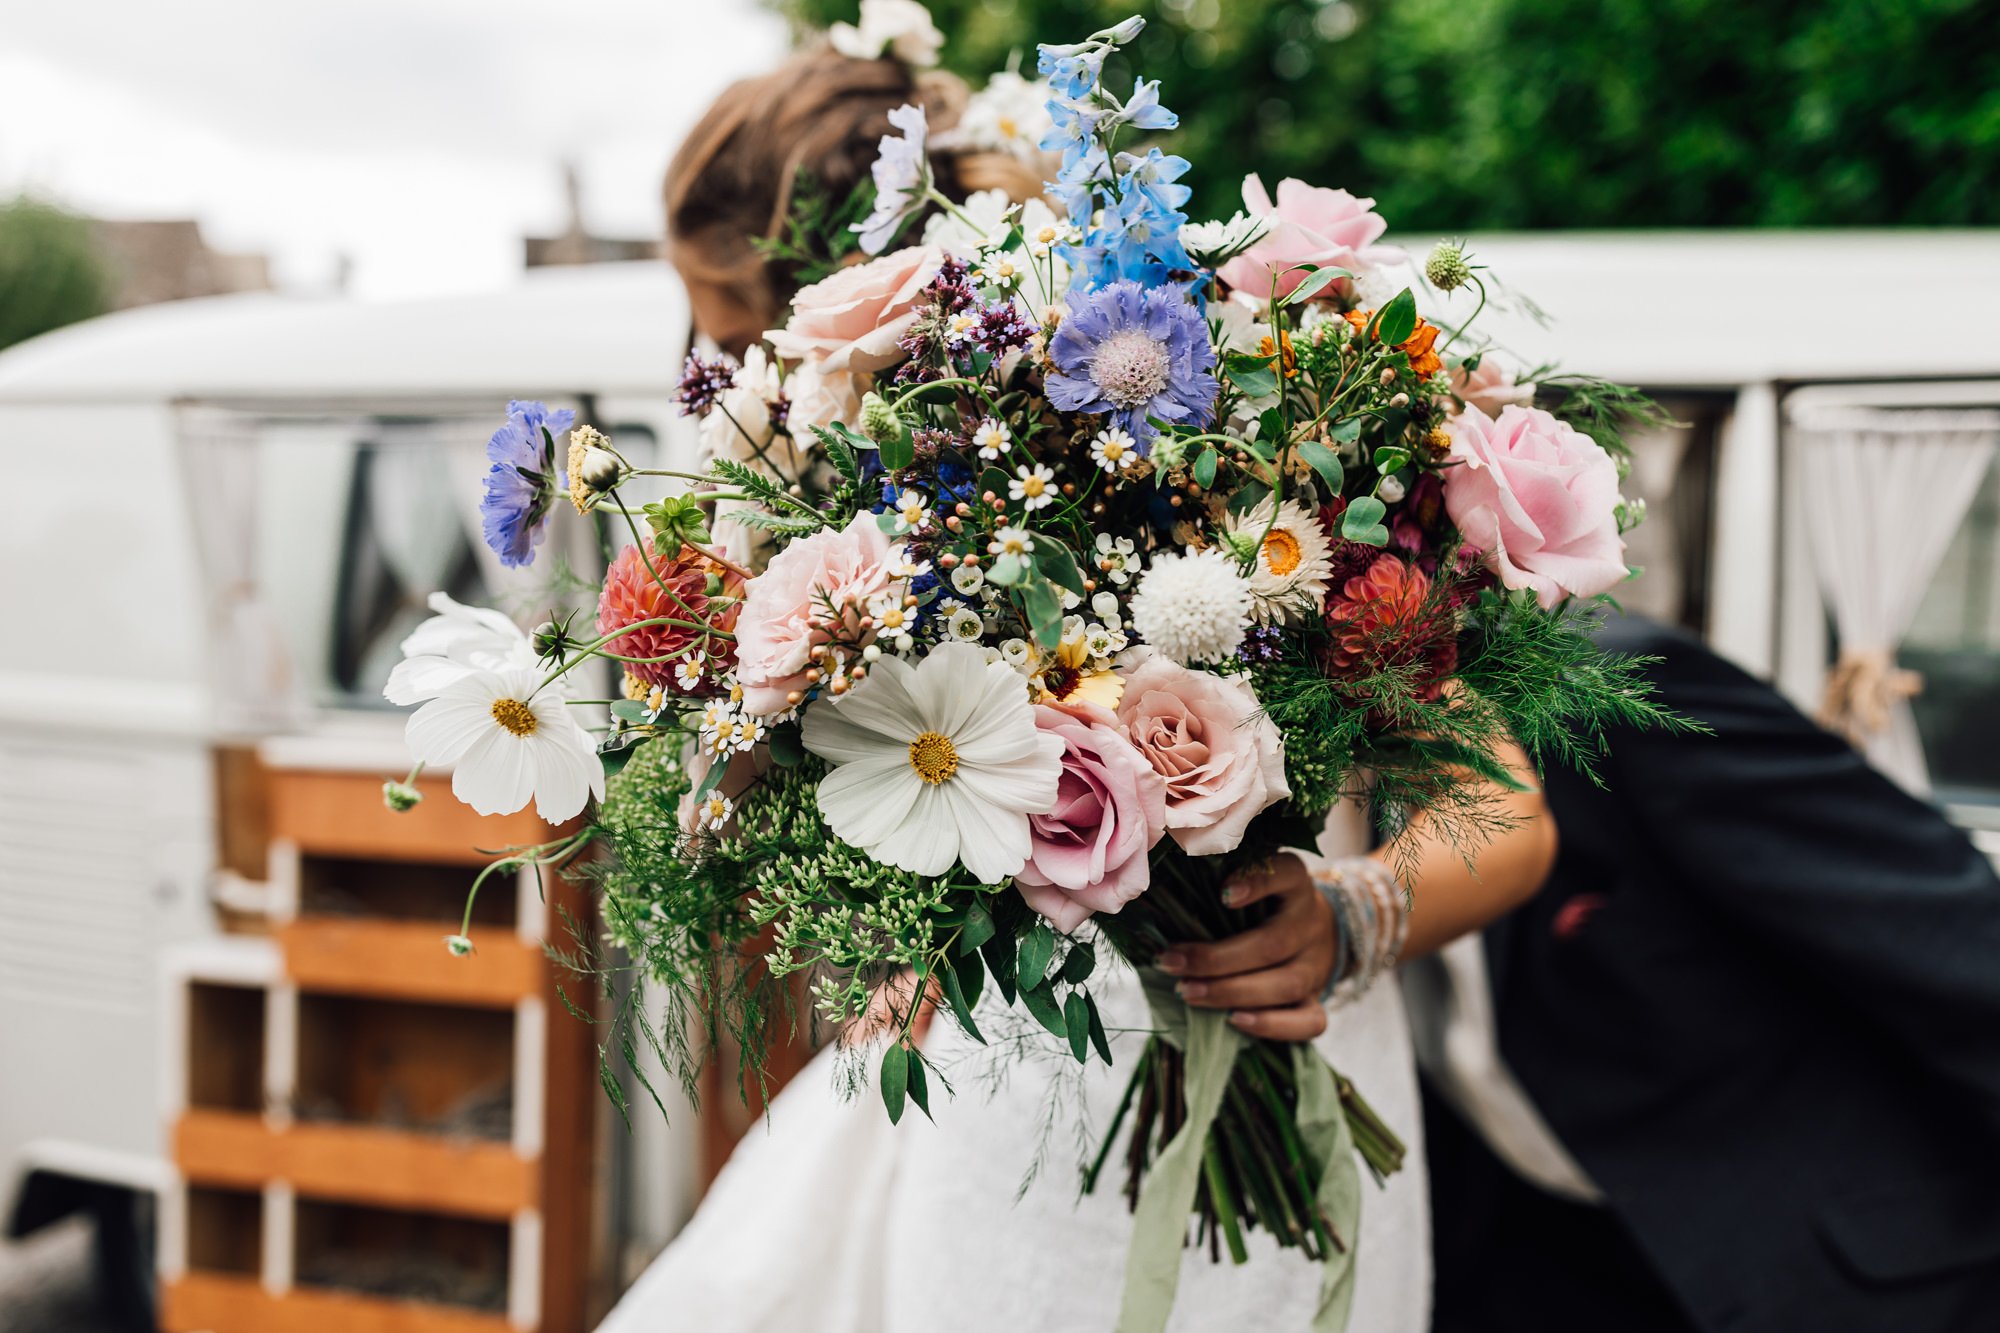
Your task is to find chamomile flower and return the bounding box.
[946,607,986,643]
[886,544,932,579]
[989,528,1036,559]
[945,311,981,345]
[950,563,986,597]
[1090,426,1140,474]
[694,793,734,834]
[976,252,1023,291]
[971,417,1011,460]
[1027,221,1080,260]
[892,489,933,534]
[868,592,918,654]
[673,659,704,692]
[1010,463,1057,511]
[1094,532,1138,585]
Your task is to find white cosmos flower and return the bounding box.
[802,641,1062,882]
[828,0,944,67]
[385,593,537,705]
[405,665,604,822]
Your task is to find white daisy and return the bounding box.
[945,311,980,345]
[1129,548,1256,665]
[1089,426,1140,475]
[887,543,932,579]
[1010,463,1057,511]
[868,592,918,654]
[1225,497,1337,625]
[971,417,1011,461]
[385,592,538,706]
[404,665,604,821]
[673,659,704,691]
[976,252,1023,291]
[694,793,734,834]
[1094,532,1138,585]
[950,563,986,597]
[892,488,933,534]
[946,607,986,643]
[988,528,1035,559]
[802,642,1064,882]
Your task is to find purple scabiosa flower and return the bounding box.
[481,400,574,569]
[676,351,737,417]
[1046,281,1218,443]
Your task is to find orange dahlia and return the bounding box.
[598,539,743,692]
[1324,554,1457,699]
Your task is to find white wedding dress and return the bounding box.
[599,804,1430,1333]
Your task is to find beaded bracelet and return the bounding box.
[1313,856,1409,1006]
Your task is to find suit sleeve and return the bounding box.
[1596,628,2000,1131]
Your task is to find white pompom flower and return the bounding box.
[405,665,604,822]
[1129,548,1255,665]
[802,642,1063,883]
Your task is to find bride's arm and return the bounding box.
[1158,737,1557,1040]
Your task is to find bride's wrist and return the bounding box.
[1312,856,1408,1004]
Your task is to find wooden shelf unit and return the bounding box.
[161,763,595,1333]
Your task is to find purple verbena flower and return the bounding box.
[971,301,1035,357]
[1045,281,1218,443]
[675,351,737,417]
[480,399,574,568]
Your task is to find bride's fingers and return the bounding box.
[1159,911,1305,979]
[1176,956,1319,1009]
[1220,853,1309,909]
[1227,999,1328,1041]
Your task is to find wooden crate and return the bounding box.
[161,758,596,1333]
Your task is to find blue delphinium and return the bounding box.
[1045,280,1217,444]
[1036,19,1196,293]
[480,399,574,568]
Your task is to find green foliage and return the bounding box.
[749,168,875,288]
[0,197,110,353]
[780,0,2000,229]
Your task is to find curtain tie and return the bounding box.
[1817,646,1923,746]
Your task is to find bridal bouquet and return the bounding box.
[387,12,1672,1331]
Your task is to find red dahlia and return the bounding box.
[1324,554,1458,700]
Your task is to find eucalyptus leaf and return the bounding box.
[1031,537,1087,597]
[1283,265,1353,305]
[765,724,804,768]
[880,1043,909,1124]
[876,511,904,536]
[1020,982,1068,1040]
[1227,478,1272,514]
[938,959,983,1043]
[986,552,1028,587]
[980,930,1017,1005]
[1232,364,1278,399]
[1086,992,1113,1065]
[906,1052,932,1121]
[958,900,996,953]
[880,423,915,471]
[1021,579,1065,651]
[1018,921,1056,987]
[1331,417,1363,444]
[1064,992,1090,1063]
[1059,940,1096,984]
[1342,495,1391,546]
[1297,440,1345,494]
[609,699,650,724]
[1372,446,1411,473]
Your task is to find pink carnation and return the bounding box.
[732,511,896,715]
[764,244,942,375]
[1116,656,1289,857]
[1014,702,1168,934]
[1215,174,1403,301]
[1444,404,1627,609]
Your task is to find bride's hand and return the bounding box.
[1155,854,1335,1041]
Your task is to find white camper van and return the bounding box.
[0,261,699,1322]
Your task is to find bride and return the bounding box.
[603,26,1557,1333]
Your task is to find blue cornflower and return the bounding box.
[1045,281,1217,443]
[480,399,573,568]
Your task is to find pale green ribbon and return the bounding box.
[1117,972,1362,1333]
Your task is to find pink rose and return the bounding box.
[764,244,943,375]
[1444,405,1627,609]
[733,511,896,715]
[1215,175,1403,301]
[1116,657,1290,857]
[1450,355,1536,418]
[1015,701,1168,933]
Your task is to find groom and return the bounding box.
[1415,613,2000,1332]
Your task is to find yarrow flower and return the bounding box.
[1128,548,1255,665]
[480,400,573,568]
[1046,281,1218,443]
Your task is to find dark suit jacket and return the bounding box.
[1430,614,2000,1333]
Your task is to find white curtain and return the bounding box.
[174,405,308,734]
[1792,407,2000,793]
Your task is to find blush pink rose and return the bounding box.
[1015,701,1168,934]
[733,511,895,715]
[764,244,943,375]
[1116,656,1290,857]
[1215,174,1403,301]
[1444,404,1628,609]
[1449,355,1536,417]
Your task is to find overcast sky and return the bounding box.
[0,0,791,298]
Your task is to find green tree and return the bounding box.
[779,0,2000,229]
[0,196,111,353]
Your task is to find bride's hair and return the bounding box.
[665,46,1040,331]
